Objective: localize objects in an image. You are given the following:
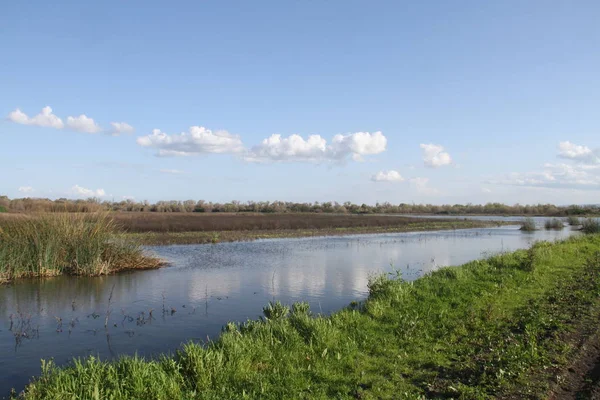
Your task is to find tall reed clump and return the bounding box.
[567,216,581,226]
[519,217,536,232]
[581,219,600,234]
[544,218,564,230]
[0,213,162,282]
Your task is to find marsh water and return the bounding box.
[0,222,581,396]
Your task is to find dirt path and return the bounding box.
[550,315,600,399]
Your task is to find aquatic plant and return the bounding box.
[519,217,536,232]
[544,218,564,230]
[582,219,600,234]
[0,213,162,282]
[567,216,581,226]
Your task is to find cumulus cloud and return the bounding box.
[66,114,102,133]
[492,163,600,190]
[71,185,106,198]
[246,131,387,163]
[420,143,452,168]
[371,170,405,182]
[558,141,600,164]
[109,122,135,136]
[492,141,600,190]
[7,106,64,129]
[137,127,245,157]
[18,186,34,193]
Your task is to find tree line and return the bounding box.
[1,196,599,216]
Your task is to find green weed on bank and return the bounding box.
[19,235,600,399]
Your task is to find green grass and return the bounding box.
[519,217,537,232]
[17,235,600,399]
[0,213,162,283]
[544,218,564,230]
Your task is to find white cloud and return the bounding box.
[558,141,600,164]
[109,122,135,136]
[246,131,387,163]
[491,141,600,191]
[420,143,452,168]
[137,127,245,156]
[371,170,404,182]
[492,163,600,190]
[71,185,106,198]
[409,177,439,195]
[66,114,102,133]
[18,186,34,193]
[122,196,135,201]
[7,106,64,129]
[481,187,492,193]
[159,169,185,174]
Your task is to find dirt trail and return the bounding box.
[550,318,600,399]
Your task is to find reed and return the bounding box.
[582,218,600,234]
[0,213,162,282]
[519,217,536,231]
[544,218,564,230]
[567,215,581,225]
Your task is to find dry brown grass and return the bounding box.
[108,212,465,233]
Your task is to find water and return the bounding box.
[0,224,579,397]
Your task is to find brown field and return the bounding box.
[108,212,471,232]
[0,212,508,245]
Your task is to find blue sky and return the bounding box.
[1,1,599,204]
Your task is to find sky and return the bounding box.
[1,1,600,205]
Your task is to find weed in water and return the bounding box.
[520,217,537,232]
[582,219,600,234]
[544,218,564,230]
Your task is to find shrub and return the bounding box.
[581,219,600,234]
[544,218,564,230]
[0,206,6,213]
[520,218,536,232]
[567,216,581,225]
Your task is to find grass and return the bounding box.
[520,217,537,231]
[0,213,162,283]
[567,216,581,225]
[18,234,600,399]
[544,218,565,230]
[582,218,600,234]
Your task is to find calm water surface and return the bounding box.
[0,224,579,396]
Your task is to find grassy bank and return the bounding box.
[0,213,162,283]
[18,234,600,399]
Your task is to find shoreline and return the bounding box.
[18,234,600,398]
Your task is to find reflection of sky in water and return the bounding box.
[0,225,578,396]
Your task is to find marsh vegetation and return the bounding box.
[0,213,162,283]
[544,218,565,230]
